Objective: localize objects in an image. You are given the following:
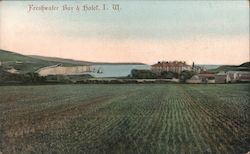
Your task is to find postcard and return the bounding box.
[0,1,249,154]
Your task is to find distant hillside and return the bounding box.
[29,55,93,65]
[209,62,250,73]
[30,55,145,65]
[0,50,36,62]
[197,64,221,70]
[0,49,145,73]
[0,50,88,73]
[239,62,250,68]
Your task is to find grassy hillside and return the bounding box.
[0,49,145,74]
[239,61,250,68]
[0,50,88,73]
[0,49,37,62]
[209,62,250,73]
[29,55,93,65]
[30,55,145,65]
[0,50,48,73]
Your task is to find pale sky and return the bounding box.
[0,1,249,65]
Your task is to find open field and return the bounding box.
[0,84,249,154]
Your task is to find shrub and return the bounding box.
[160,71,179,79]
[179,70,195,82]
[131,69,157,79]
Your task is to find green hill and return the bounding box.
[0,50,88,73]
[209,62,250,73]
[0,49,145,74]
[0,50,36,62]
[30,55,145,65]
[239,62,250,68]
[29,55,93,65]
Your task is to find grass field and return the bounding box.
[0,84,249,154]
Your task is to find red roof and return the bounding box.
[198,74,215,78]
[152,61,190,67]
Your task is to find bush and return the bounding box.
[179,70,195,82]
[160,71,179,79]
[25,72,46,83]
[45,75,72,83]
[131,69,157,79]
[0,70,46,84]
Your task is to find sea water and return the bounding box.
[88,64,151,78]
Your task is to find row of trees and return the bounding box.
[130,69,195,82]
[0,72,46,84]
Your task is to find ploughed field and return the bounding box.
[0,84,249,154]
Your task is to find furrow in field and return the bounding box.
[181,85,249,153]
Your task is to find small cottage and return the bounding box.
[227,71,250,83]
[215,72,227,83]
